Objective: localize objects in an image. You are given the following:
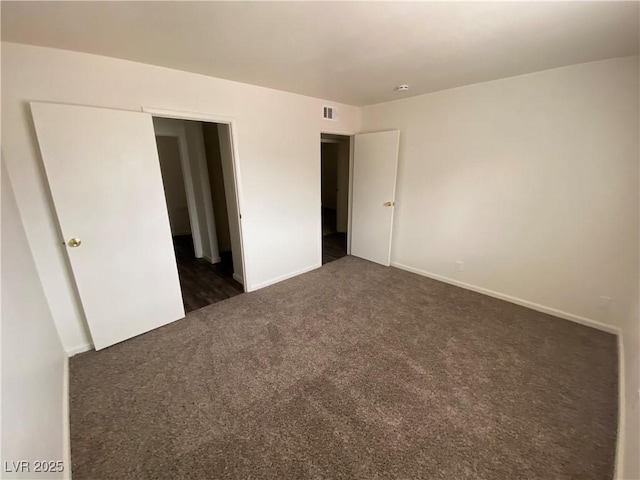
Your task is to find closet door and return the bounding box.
[31,102,185,350]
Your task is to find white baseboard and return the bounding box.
[233,273,244,285]
[63,357,72,479]
[390,262,620,335]
[615,334,625,480]
[66,343,93,357]
[249,263,322,292]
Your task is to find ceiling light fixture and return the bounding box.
[395,84,410,92]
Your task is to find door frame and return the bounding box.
[143,107,248,291]
[320,131,355,263]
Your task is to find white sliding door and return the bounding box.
[31,102,185,350]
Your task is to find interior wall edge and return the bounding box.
[615,333,625,480]
[1,155,67,477]
[66,343,94,357]
[249,262,322,292]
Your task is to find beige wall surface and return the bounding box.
[1,42,360,353]
[1,160,67,479]
[621,300,639,479]
[361,56,639,480]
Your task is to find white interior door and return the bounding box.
[31,102,185,350]
[351,130,400,266]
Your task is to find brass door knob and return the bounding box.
[67,238,82,248]
[383,201,395,207]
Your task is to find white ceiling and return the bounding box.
[2,1,638,106]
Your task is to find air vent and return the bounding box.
[323,105,337,121]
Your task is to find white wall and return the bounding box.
[1,160,67,479]
[156,136,191,236]
[361,56,639,479]
[1,42,360,353]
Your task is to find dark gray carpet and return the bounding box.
[70,256,618,480]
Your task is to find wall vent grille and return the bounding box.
[323,106,337,120]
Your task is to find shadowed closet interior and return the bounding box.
[155,119,243,312]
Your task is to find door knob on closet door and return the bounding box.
[383,201,394,207]
[67,238,82,248]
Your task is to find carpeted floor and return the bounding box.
[70,256,618,480]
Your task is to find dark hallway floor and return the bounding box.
[322,207,347,265]
[322,232,347,265]
[173,235,243,313]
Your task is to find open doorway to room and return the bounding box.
[154,117,244,313]
[321,133,351,264]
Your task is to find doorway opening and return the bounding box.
[321,133,351,264]
[153,117,244,313]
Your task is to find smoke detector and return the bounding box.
[395,85,410,92]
